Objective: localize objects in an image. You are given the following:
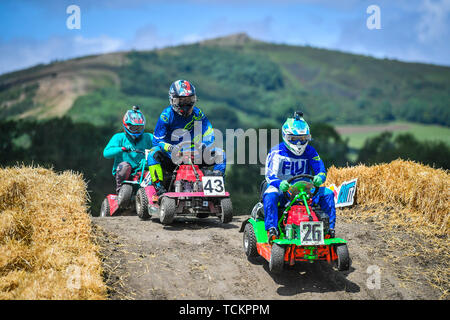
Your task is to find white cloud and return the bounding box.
[73,35,124,52]
[2,1,450,75]
[130,24,174,50]
[417,0,450,43]
[0,34,125,75]
[181,33,203,44]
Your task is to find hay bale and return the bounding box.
[327,159,449,234]
[0,165,106,300]
[327,159,449,298]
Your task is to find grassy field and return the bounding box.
[335,121,450,150]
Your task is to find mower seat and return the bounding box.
[259,180,268,201]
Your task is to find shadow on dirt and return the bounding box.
[248,256,359,295]
[270,263,359,296]
[147,217,239,231]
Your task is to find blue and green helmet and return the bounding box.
[281,115,312,155]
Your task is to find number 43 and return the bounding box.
[202,177,225,195]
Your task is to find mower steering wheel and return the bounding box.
[286,174,319,199]
[173,140,202,152]
[172,141,203,164]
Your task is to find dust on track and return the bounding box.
[92,215,441,300]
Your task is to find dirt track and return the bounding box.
[92,214,440,300]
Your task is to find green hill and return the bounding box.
[1,33,449,213]
[1,33,449,132]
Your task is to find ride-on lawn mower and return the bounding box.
[100,149,150,217]
[240,174,350,273]
[135,141,233,225]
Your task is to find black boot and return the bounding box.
[267,227,279,244]
[155,182,167,196]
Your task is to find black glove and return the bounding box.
[212,170,223,176]
[121,146,135,153]
[329,228,335,238]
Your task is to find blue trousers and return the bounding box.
[263,186,336,230]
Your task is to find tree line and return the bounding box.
[0,118,448,215]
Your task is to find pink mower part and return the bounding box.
[163,192,230,198]
[144,185,157,201]
[106,194,119,216]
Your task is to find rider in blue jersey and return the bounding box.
[263,112,336,242]
[150,80,226,184]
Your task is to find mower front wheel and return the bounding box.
[136,188,150,220]
[117,184,133,209]
[220,198,233,223]
[335,244,350,271]
[100,198,110,217]
[159,197,176,225]
[243,223,258,258]
[269,243,285,274]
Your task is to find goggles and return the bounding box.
[127,124,144,134]
[286,134,311,145]
[173,96,196,108]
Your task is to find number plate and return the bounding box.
[299,221,324,245]
[202,176,225,196]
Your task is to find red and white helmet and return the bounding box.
[169,79,197,117]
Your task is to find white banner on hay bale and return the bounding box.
[329,178,357,208]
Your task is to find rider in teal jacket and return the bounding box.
[103,106,162,193]
[103,131,154,176]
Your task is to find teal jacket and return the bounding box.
[103,132,154,176]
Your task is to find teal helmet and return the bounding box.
[122,106,146,139]
[282,111,311,156]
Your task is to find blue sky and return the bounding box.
[1,0,449,75]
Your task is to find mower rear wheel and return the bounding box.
[220,198,233,223]
[336,244,350,271]
[136,188,150,220]
[117,184,133,209]
[160,197,176,225]
[243,223,258,258]
[100,198,110,217]
[269,243,285,274]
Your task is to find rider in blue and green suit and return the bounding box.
[149,80,226,185]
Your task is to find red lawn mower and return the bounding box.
[100,149,150,217]
[135,141,233,225]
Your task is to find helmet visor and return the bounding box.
[286,134,311,145]
[127,124,144,134]
[173,96,196,108]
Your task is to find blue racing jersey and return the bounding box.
[152,106,215,151]
[265,143,327,189]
